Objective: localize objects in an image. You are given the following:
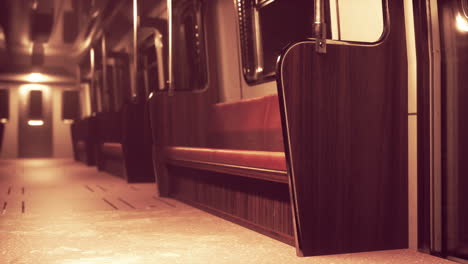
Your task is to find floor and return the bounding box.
[0,159,458,264]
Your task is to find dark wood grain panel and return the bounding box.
[277,1,408,256]
[168,165,294,244]
[149,1,220,196]
[71,117,98,166]
[147,2,294,244]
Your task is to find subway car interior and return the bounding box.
[0,0,467,263]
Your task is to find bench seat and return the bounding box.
[76,140,86,151]
[101,142,123,159]
[167,146,286,170]
[162,94,293,244]
[166,146,287,183]
[71,117,97,166]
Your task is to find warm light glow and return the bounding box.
[148,92,154,99]
[28,120,44,126]
[27,72,46,83]
[456,14,468,32]
[31,0,38,10]
[90,48,95,73]
[63,119,74,124]
[19,84,49,97]
[0,118,7,124]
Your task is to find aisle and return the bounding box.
[0,159,456,264]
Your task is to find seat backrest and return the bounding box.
[96,111,122,143]
[208,94,284,152]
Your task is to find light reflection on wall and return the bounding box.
[19,84,51,97]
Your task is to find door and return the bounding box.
[416,0,468,262]
[18,86,52,158]
[439,0,468,262]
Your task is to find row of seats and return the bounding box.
[71,101,155,183]
[72,93,291,242]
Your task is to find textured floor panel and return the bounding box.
[0,159,458,264]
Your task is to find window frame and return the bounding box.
[0,89,10,123]
[235,0,390,86]
[61,90,81,122]
[170,0,210,93]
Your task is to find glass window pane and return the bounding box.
[172,0,208,91]
[237,0,385,84]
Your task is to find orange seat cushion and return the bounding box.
[209,94,284,152]
[101,143,123,159]
[166,146,287,171]
[76,140,86,151]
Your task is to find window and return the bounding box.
[62,90,81,121]
[108,53,131,110]
[137,33,163,96]
[329,0,384,42]
[237,0,385,84]
[237,0,315,84]
[29,90,43,120]
[0,89,9,122]
[172,0,208,91]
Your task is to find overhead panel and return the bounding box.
[63,11,79,43]
[30,10,54,42]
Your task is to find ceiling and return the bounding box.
[0,0,165,84]
[0,0,78,83]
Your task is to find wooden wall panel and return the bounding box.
[150,1,220,196]
[277,0,408,256]
[168,165,294,245]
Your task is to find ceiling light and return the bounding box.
[27,72,46,83]
[31,0,38,10]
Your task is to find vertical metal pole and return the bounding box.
[252,4,264,79]
[314,0,327,53]
[167,0,173,95]
[101,35,108,111]
[132,0,139,99]
[90,48,97,114]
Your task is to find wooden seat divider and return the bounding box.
[95,111,125,178]
[94,102,155,183]
[71,116,97,166]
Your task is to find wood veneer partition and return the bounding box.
[276,0,408,256]
[71,116,98,166]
